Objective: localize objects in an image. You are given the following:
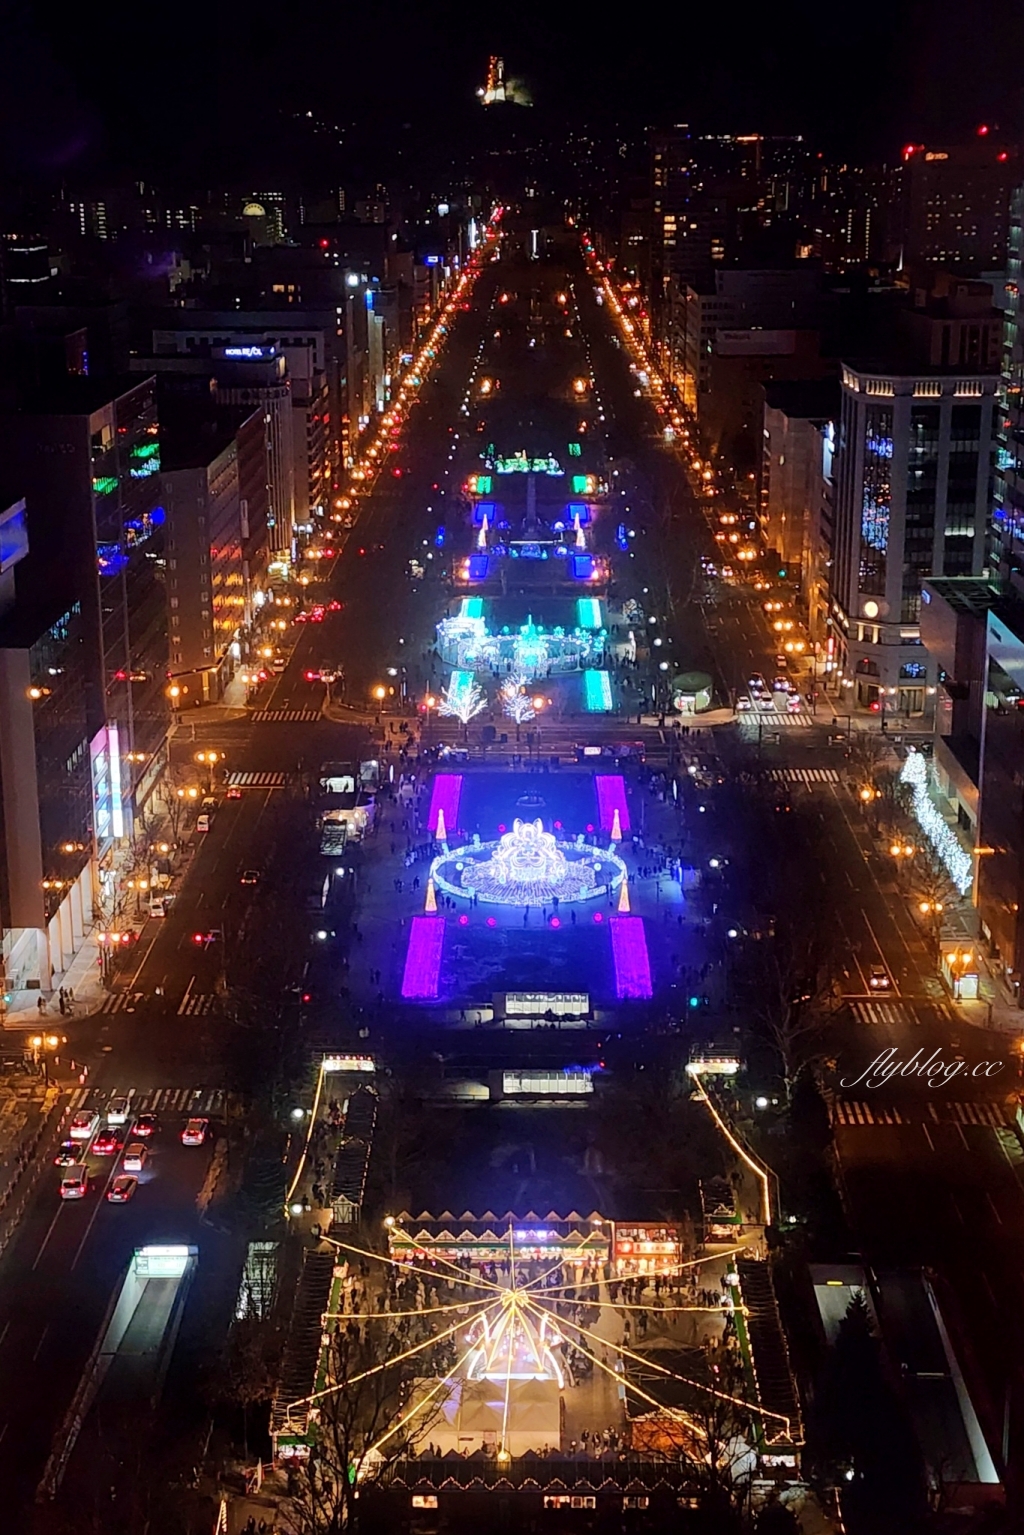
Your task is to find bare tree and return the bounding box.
[750,925,839,1101]
[162,761,199,844]
[626,1346,759,1530]
[282,1328,451,1535]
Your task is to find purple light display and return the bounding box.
[427,773,463,834]
[401,917,445,999]
[468,554,490,580]
[610,917,652,998]
[595,774,631,834]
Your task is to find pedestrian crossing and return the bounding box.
[768,767,842,785]
[72,1084,227,1116]
[96,992,144,1015]
[177,992,220,1017]
[832,1097,1008,1128]
[744,709,816,730]
[250,709,322,723]
[848,1000,913,1027]
[95,990,221,1016]
[225,770,287,788]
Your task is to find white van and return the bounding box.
[196,814,211,834]
[122,1143,147,1173]
[60,1166,89,1200]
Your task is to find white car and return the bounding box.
[122,1143,148,1173]
[106,1097,130,1126]
[69,1111,100,1142]
[181,1117,209,1147]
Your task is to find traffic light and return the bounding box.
[778,567,787,578]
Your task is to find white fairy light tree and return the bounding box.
[499,672,535,739]
[438,675,487,734]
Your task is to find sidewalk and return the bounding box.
[3,929,107,1031]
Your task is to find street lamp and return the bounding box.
[194,750,222,793]
[30,1032,62,1085]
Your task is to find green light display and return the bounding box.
[491,452,564,475]
[92,476,118,497]
[568,442,581,457]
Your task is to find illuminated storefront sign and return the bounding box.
[322,1054,376,1074]
[614,1224,681,1274]
[90,723,124,850]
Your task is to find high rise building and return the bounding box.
[760,379,839,647]
[160,407,247,697]
[993,184,1024,588]
[898,137,1018,276]
[0,498,101,995]
[0,375,169,823]
[921,577,1024,1000]
[831,349,998,714]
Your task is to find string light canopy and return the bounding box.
[275,1225,793,1465]
[899,749,973,893]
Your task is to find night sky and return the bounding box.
[2,0,1023,182]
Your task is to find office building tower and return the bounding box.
[921,577,1024,999]
[0,375,169,825]
[161,407,247,698]
[899,137,1018,276]
[0,499,97,994]
[831,350,998,714]
[993,185,1024,587]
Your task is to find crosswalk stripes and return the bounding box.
[833,1100,905,1126]
[225,770,287,788]
[96,992,144,1014]
[176,993,220,1017]
[849,1000,913,1027]
[948,1100,1008,1126]
[768,767,842,785]
[79,1085,227,1116]
[832,1098,1008,1128]
[250,709,322,723]
[745,709,816,730]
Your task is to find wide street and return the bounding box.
[0,211,1020,1524]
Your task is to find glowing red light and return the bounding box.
[498,823,506,834]
[458,914,469,926]
[487,916,496,928]
[593,911,604,923]
[586,823,594,834]
[977,123,990,136]
[999,151,1009,162]
[550,917,561,928]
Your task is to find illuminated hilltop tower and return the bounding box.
[478,56,507,105]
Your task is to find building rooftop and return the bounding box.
[18,373,155,417]
[158,402,242,473]
[841,355,999,381]
[762,377,840,421]
[925,577,1024,638]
